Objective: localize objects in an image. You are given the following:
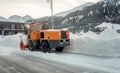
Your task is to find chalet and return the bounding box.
[0,21,28,35]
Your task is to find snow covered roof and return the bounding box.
[0,21,28,24]
[96,22,120,30]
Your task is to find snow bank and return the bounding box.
[0,46,21,55]
[65,28,120,57]
[0,23,120,57]
[0,33,27,48]
[0,33,26,55]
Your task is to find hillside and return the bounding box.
[27,2,94,29]
[55,2,94,17]
[0,16,7,21]
[61,0,120,32]
[0,15,33,22]
[28,0,120,33]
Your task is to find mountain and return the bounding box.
[0,16,7,21]
[27,16,64,29]
[8,15,33,22]
[8,15,24,22]
[28,2,94,28]
[23,15,33,21]
[0,15,33,22]
[55,2,94,17]
[60,0,120,32]
[28,0,120,33]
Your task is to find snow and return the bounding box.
[88,11,93,16]
[118,1,120,4]
[118,10,120,14]
[22,51,120,73]
[55,2,93,17]
[65,28,120,57]
[96,22,120,30]
[0,34,20,48]
[0,23,120,57]
[103,4,107,7]
[0,15,32,23]
[0,46,21,55]
[90,11,93,15]
[0,22,120,73]
[78,15,83,19]
[0,16,7,21]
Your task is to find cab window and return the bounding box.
[42,24,49,30]
[36,25,42,31]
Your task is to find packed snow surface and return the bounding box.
[0,23,120,56]
[0,22,120,73]
[65,27,120,57]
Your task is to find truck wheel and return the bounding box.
[41,41,51,53]
[55,47,64,52]
[29,41,35,51]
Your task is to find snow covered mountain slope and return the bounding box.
[56,0,120,33]
[55,2,94,17]
[8,15,33,22]
[0,16,7,21]
[0,15,33,22]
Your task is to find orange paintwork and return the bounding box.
[29,23,70,41]
[40,30,66,40]
[30,31,40,40]
[29,23,40,40]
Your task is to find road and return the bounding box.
[0,53,108,73]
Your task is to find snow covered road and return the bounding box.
[0,26,120,73]
[0,52,108,73]
[0,45,120,73]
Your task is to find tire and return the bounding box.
[55,47,64,52]
[41,41,51,53]
[28,41,35,51]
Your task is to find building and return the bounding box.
[0,21,27,35]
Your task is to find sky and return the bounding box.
[0,0,100,18]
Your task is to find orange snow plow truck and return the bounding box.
[20,22,70,53]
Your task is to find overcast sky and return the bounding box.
[0,0,100,18]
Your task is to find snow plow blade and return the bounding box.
[20,36,28,50]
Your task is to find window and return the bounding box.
[42,24,49,30]
[11,24,15,30]
[40,32,44,38]
[36,25,42,31]
[21,24,25,30]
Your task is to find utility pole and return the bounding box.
[48,0,54,29]
[51,0,54,29]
